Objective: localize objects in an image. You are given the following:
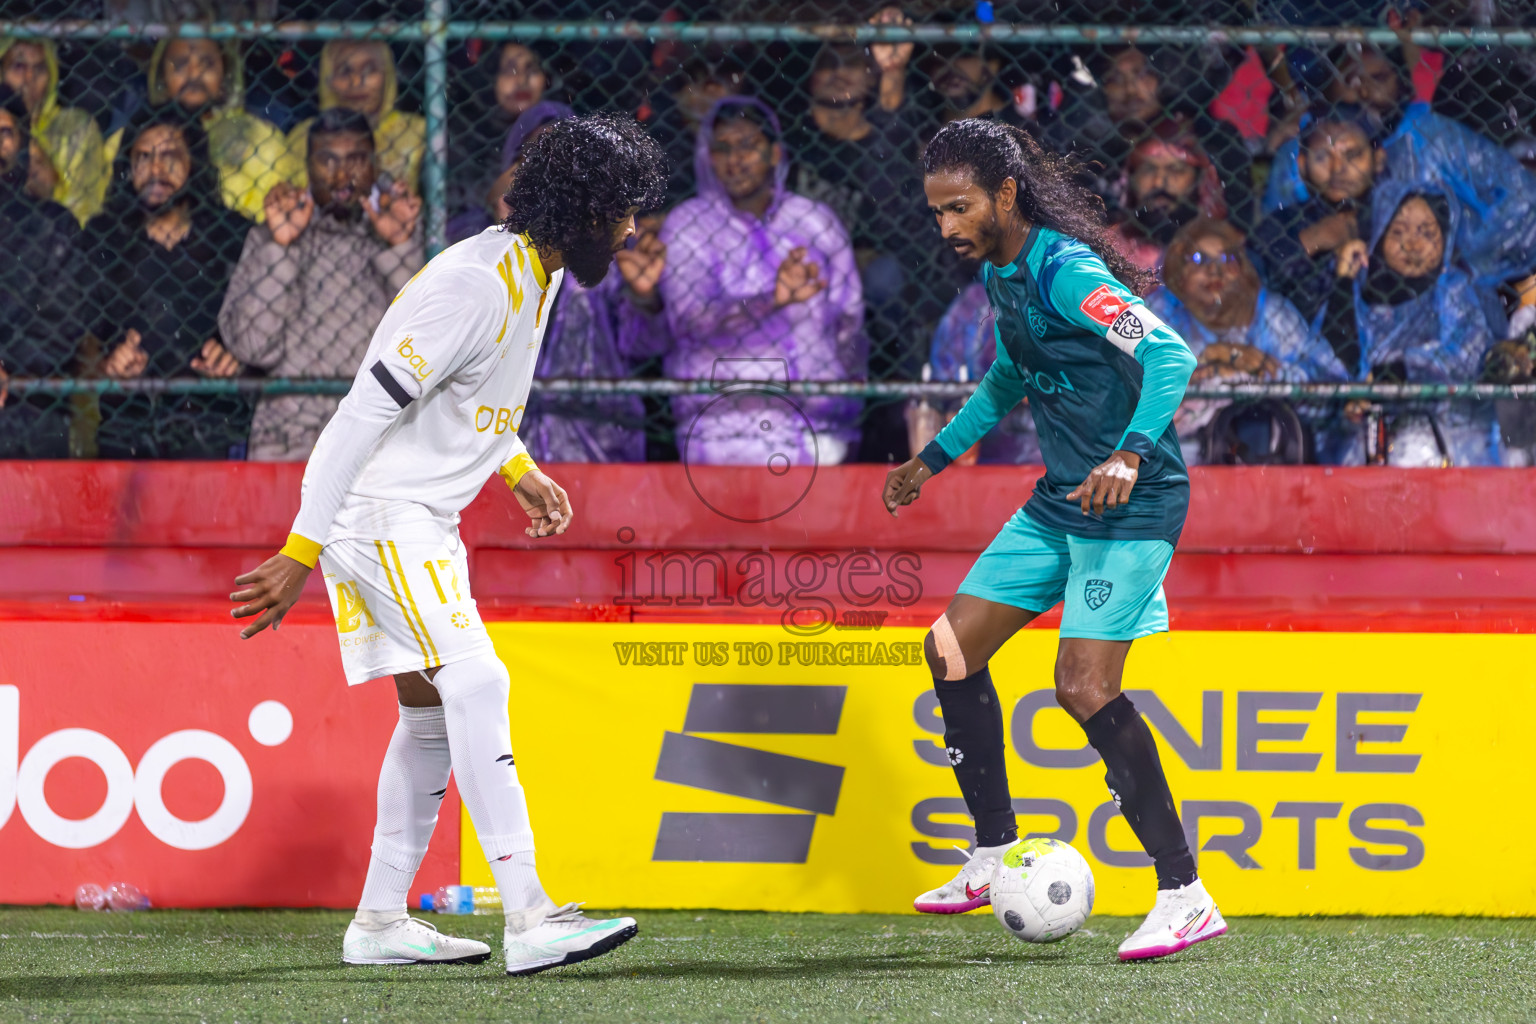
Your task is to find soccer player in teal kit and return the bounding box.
[883,119,1225,960]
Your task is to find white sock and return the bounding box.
[355,704,451,918]
[488,850,548,921]
[432,655,550,918]
[975,842,1015,862]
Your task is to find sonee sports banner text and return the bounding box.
[463,623,1535,917]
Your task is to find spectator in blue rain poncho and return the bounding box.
[1264,45,1536,317]
[1148,217,1340,464]
[1314,180,1499,466]
[920,278,1040,464]
[1252,103,1384,322]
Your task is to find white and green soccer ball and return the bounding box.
[990,837,1094,943]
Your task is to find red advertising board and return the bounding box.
[0,620,457,907]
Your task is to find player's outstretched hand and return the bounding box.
[230,553,313,639]
[1067,450,1141,516]
[882,456,932,518]
[513,469,574,538]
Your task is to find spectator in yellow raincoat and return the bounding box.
[145,37,298,222]
[285,40,424,195]
[0,37,111,225]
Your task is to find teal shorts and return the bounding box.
[957,509,1174,641]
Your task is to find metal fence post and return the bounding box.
[422,0,450,258]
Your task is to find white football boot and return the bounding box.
[1117,878,1228,961]
[342,915,492,965]
[913,847,1004,914]
[503,900,639,976]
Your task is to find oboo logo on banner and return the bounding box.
[0,686,293,851]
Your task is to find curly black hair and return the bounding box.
[501,112,668,250]
[922,118,1156,295]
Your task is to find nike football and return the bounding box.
[990,837,1094,943]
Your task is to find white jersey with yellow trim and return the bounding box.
[287,227,562,551]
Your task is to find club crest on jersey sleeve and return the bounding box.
[1105,303,1166,355]
[1078,284,1130,326]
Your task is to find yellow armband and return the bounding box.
[499,453,539,490]
[279,532,323,569]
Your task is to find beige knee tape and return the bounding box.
[930,614,967,680]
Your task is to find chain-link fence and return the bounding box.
[3,3,1536,467]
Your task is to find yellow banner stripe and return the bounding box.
[375,539,430,670]
[389,540,440,667]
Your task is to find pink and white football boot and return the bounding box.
[913,848,1003,914]
[1117,878,1228,960]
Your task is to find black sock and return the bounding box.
[933,667,1017,848]
[1082,694,1197,890]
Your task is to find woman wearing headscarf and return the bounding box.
[1265,43,1536,315]
[1315,180,1500,466]
[447,42,559,235]
[645,96,866,466]
[1149,216,1338,463]
[0,37,111,225]
[285,40,424,194]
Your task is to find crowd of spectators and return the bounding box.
[4,1,1536,468]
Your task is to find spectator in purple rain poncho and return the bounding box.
[454,100,661,462]
[645,96,865,466]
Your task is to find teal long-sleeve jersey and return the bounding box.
[918,225,1197,545]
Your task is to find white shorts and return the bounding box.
[318,522,494,686]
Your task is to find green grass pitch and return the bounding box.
[2,908,1533,1023]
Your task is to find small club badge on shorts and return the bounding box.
[1084,579,1113,611]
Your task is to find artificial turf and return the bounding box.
[0,907,1533,1023]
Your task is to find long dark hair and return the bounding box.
[923,117,1156,295]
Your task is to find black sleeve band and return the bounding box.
[370,360,414,409]
[917,438,951,475]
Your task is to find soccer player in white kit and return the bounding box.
[230,114,667,976]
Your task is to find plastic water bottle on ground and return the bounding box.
[431,885,501,914]
[105,882,150,911]
[75,884,107,911]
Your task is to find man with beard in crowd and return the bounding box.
[220,107,423,461]
[1111,123,1227,274]
[1044,45,1253,229]
[83,108,252,458]
[0,82,83,457]
[141,36,296,221]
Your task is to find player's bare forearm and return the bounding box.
[1066,450,1141,515]
[883,457,933,517]
[230,552,312,639]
